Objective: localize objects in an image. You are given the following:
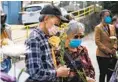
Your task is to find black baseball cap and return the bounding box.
[40,4,69,22]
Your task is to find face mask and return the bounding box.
[104,16,112,24]
[69,39,82,48]
[48,25,58,35]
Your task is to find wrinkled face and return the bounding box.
[44,16,60,29]
[43,16,60,35]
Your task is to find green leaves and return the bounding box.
[77,69,87,82]
[59,39,66,65]
[102,1,118,15]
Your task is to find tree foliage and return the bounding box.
[102,1,118,15]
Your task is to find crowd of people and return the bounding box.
[1,4,118,82]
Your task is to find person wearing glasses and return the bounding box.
[63,20,95,82]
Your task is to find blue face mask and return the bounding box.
[69,39,82,48]
[104,16,112,24]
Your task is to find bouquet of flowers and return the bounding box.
[109,36,118,58]
[110,36,117,47]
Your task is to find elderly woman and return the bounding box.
[54,21,95,82]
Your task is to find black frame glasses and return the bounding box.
[74,35,79,39]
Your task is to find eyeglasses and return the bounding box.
[74,33,85,39]
[74,35,79,39]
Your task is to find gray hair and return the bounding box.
[66,20,85,35]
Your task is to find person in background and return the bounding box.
[111,15,118,50]
[0,11,12,46]
[95,9,117,82]
[0,10,12,73]
[112,15,118,39]
[25,5,70,82]
[109,15,118,82]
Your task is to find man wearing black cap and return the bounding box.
[25,5,70,82]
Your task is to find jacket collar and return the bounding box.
[99,22,110,36]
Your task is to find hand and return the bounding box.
[69,72,76,77]
[106,48,112,55]
[113,44,117,50]
[87,77,96,82]
[56,65,70,77]
[49,26,58,35]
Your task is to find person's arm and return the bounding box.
[25,38,56,81]
[110,25,116,36]
[109,25,117,50]
[95,26,112,54]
